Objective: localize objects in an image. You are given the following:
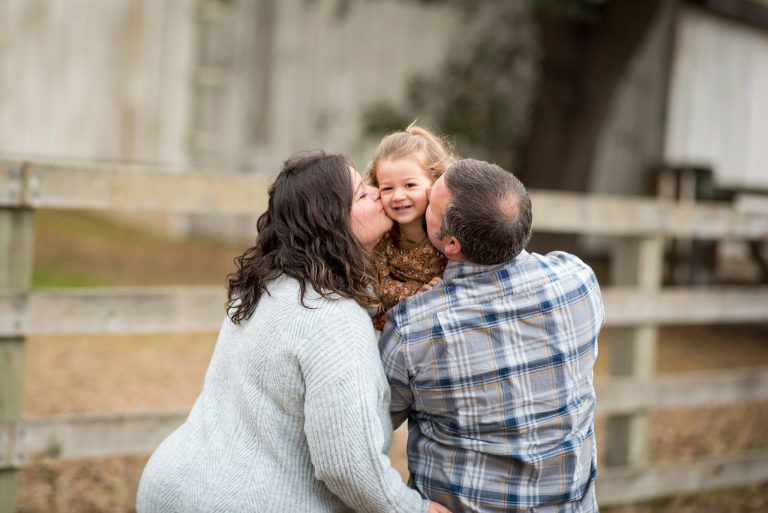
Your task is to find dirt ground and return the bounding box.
[11,211,768,512]
[14,324,768,513]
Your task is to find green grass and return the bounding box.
[35,208,162,245]
[32,269,104,288]
[32,210,247,288]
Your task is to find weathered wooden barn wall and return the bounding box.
[239,0,460,174]
[0,0,195,167]
[0,0,458,175]
[665,4,768,191]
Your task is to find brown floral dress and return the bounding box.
[372,229,447,330]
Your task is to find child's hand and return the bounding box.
[418,277,442,293]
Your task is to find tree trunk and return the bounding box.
[518,0,668,191]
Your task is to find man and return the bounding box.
[379,159,605,512]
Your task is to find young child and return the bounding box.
[366,124,458,330]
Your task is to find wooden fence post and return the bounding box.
[605,236,663,467]
[0,169,35,511]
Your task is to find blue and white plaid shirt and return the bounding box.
[379,250,605,512]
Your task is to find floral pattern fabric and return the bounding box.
[372,229,447,330]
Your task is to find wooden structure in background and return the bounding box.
[0,188,33,513]
[665,2,768,191]
[0,160,767,508]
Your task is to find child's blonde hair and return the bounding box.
[365,122,458,187]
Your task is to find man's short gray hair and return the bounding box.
[437,159,532,265]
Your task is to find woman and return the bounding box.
[137,151,450,513]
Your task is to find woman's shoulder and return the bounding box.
[267,275,371,323]
[284,283,382,377]
[247,276,376,359]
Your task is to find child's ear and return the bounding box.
[443,236,464,261]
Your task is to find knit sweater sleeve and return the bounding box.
[303,363,428,513]
[379,323,413,430]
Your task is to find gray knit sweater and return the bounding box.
[137,276,428,513]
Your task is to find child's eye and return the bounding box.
[381,187,392,192]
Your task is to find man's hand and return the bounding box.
[418,277,442,293]
[427,500,453,513]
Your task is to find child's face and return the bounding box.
[376,157,434,227]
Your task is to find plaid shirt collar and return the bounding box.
[442,249,531,281]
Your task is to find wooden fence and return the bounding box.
[1,160,768,509]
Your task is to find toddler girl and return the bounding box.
[366,124,458,330]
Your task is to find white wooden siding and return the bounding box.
[0,0,195,166]
[665,5,768,190]
[253,0,459,172]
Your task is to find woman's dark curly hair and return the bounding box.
[226,151,380,324]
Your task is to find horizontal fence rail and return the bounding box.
[2,160,768,238]
[0,287,227,336]
[602,286,768,325]
[0,161,271,215]
[595,368,768,414]
[0,410,189,469]
[2,368,766,468]
[1,285,767,336]
[596,449,768,506]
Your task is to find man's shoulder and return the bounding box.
[526,251,605,329]
[530,249,589,269]
[525,250,598,283]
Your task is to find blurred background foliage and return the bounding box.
[362,0,540,170]
[361,0,666,192]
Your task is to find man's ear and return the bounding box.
[443,236,464,261]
